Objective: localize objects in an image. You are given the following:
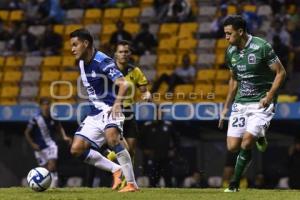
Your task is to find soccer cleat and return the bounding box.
[224,181,239,192]
[118,183,139,192]
[107,150,117,161]
[256,137,268,152]
[112,169,122,190]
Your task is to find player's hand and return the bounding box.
[31,143,40,151]
[63,136,72,145]
[141,91,152,102]
[218,107,229,129]
[110,102,122,120]
[259,92,272,109]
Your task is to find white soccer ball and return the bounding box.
[27,167,52,192]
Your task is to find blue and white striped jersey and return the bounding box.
[79,51,123,115]
[26,112,59,150]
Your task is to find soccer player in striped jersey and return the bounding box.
[24,98,72,188]
[69,28,138,192]
[218,15,286,192]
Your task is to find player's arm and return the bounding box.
[259,60,286,108]
[136,67,152,101]
[56,122,72,145]
[112,77,129,119]
[24,120,40,151]
[218,70,238,129]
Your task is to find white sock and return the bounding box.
[116,149,137,185]
[50,172,58,188]
[84,149,121,173]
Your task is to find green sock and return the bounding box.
[232,149,252,184]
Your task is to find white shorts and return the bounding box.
[227,103,275,138]
[74,110,125,150]
[34,143,58,166]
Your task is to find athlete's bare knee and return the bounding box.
[70,146,84,157]
[47,161,56,172]
[227,144,240,153]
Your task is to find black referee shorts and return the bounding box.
[122,109,139,139]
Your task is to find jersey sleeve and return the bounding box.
[134,67,148,87]
[101,58,123,81]
[263,42,279,66]
[26,117,36,129]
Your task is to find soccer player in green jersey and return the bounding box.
[218,15,286,192]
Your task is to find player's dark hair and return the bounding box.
[116,40,133,51]
[39,97,51,105]
[223,15,247,32]
[70,28,93,47]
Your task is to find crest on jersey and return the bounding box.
[248,54,256,64]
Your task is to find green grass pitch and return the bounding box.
[0,187,299,200]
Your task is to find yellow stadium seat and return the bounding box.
[227,5,237,14]
[215,84,229,98]
[43,56,61,67]
[3,71,22,82]
[178,23,198,38]
[173,84,194,102]
[176,53,197,66]
[4,56,23,69]
[59,85,77,97]
[177,39,197,52]
[41,71,60,82]
[216,70,230,82]
[39,83,58,98]
[122,7,141,22]
[54,24,64,35]
[101,23,117,36]
[0,10,9,21]
[140,0,154,8]
[124,23,140,35]
[0,56,4,67]
[61,71,79,82]
[1,85,19,98]
[84,8,102,24]
[157,54,176,69]
[0,72,2,80]
[63,40,72,55]
[158,38,177,53]
[62,56,76,67]
[277,94,298,103]
[56,98,77,104]
[103,8,121,22]
[65,24,83,36]
[243,4,257,13]
[216,53,225,65]
[216,39,229,50]
[0,97,17,105]
[9,10,23,21]
[196,69,216,83]
[159,23,179,38]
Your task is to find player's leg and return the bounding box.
[42,144,59,188]
[105,127,138,192]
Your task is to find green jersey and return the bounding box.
[225,35,278,103]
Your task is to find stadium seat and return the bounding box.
[227,5,237,15]
[43,56,62,68]
[84,8,102,24]
[176,53,197,66]
[63,40,72,55]
[198,39,216,51]
[194,83,214,101]
[4,56,23,70]
[0,97,17,105]
[257,5,272,17]
[22,71,40,83]
[58,85,77,98]
[101,23,117,40]
[215,53,225,65]
[158,38,177,53]
[39,83,58,98]
[24,56,43,67]
[124,23,140,35]
[197,54,216,67]
[139,54,157,69]
[85,24,101,37]
[196,69,216,83]
[216,39,229,50]
[65,24,83,37]
[215,70,230,83]
[28,25,46,37]
[9,10,23,21]
[41,71,60,82]
[103,8,121,23]
[54,24,65,35]
[0,10,9,21]
[0,56,4,67]
[173,84,194,102]
[198,6,217,17]
[65,9,84,24]
[215,84,229,98]
[140,0,154,8]
[1,85,19,98]
[140,7,156,22]
[61,71,79,82]
[122,7,141,22]
[197,22,211,34]
[142,69,156,83]
[178,22,198,38]
[149,23,159,35]
[3,71,22,82]
[20,85,39,98]
[0,71,2,81]
[62,56,76,68]
[177,39,197,53]
[243,4,257,13]
[159,23,179,38]
[157,54,176,69]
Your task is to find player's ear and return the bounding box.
[83,40,89,48]
[238,28,244,36]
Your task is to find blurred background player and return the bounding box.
[69,29,138,192]
[219,15,286,192]
[24,98,72,188]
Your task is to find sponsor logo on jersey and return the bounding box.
[248,53,256,64]
[250,43,260,50]
[231,57,237,64]
[91,70,96,78]
[237,64,246,71]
